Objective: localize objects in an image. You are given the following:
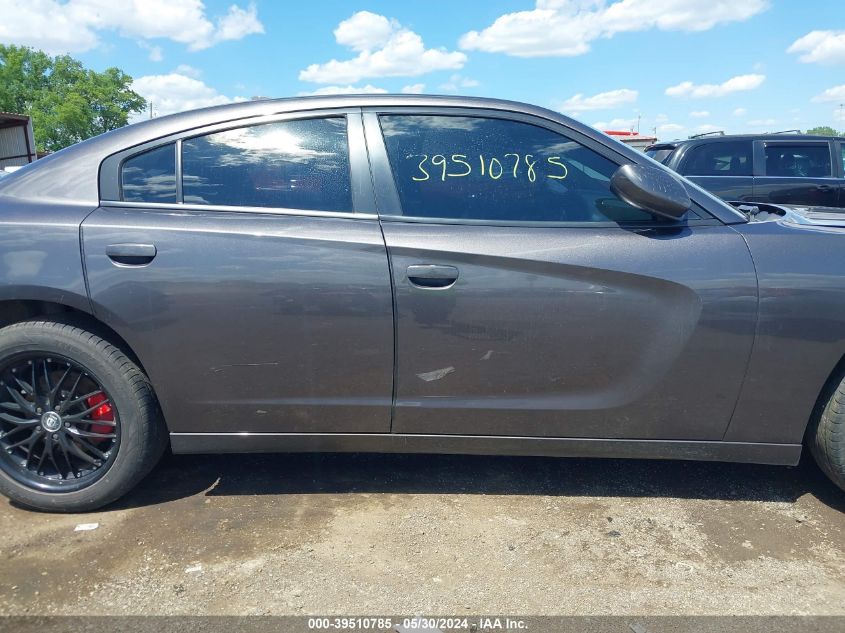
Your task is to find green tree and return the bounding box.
[0,45,146,153]
[806,126,842,136]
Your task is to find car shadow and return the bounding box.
[108,450,845,514]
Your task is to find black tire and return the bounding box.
[808,371,845,492]
[0,319,166,512]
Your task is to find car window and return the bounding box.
[764,143,832,177]
[645,147,674,164]
[120,143,177,203]
[378,115,662,224]
[840,144,845,174]
[681,141,752,177]
[181,117,351,212]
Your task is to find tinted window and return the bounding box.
[379,115,655,223]
[682,141,752,176]
[182,117,351,211]
[121,143,176,203]
[645,148,674,164]
[764,143,832,177]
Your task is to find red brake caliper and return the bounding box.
[85,393,114,440]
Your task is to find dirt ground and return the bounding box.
[0,452,844,616]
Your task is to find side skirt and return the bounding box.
[169,433,802,466]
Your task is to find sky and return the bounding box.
[1,0,844,141]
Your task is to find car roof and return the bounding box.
[651,133,839,149]
[0,94,625,204]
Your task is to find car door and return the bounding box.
[675,140,755,201]
[837,140,845,208]
[83,111,394,435]
[753,140,840,207]
[363,109,757,440]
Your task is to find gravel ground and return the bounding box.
[0,452,844,615]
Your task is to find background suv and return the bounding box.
[646,134,845,207]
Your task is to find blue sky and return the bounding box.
[2,1,844,140]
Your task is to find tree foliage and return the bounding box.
[0,45,146,153]
[806,126,842,137]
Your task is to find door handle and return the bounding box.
[406,264,459,289]
[106,243,157,266]
[817,184,833,193]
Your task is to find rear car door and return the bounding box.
[364,109,757,440]
[753,140,840,207]
[675,140,755,201]
[82,110,394,435]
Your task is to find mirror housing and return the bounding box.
[610,164,691,221]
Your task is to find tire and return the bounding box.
[808,370,845,492]
[0,319,166,512]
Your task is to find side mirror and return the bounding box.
[610,164,691,221]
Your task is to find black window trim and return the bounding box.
[362,106,722,229]
[99,108,376,219]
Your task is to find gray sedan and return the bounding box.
[0,95,844,512]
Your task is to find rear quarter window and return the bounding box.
[120,143,177,203]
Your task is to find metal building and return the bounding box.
[0,113,36,169]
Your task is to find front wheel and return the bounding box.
[808,371,845,492]
[0,320,166,512]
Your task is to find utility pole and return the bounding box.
[637,114,641,134]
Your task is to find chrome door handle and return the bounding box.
[406,264,459,288]
[106,243,157,266]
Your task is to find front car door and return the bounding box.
[753,139,841,207]
[364,108,757,440]
[83,110,394,435]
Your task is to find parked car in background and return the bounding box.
[646,134,845,207]
[4,95,845,512]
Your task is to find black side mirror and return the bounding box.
[610,164,691,221]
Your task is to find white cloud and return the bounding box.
[592,117,637,130]
[0,0,264,54]
[438,74,480,92]
[401,84,426,94]
[657,123,685,135]
[459,0,768,58]
[559,88,638,114]
[732,107,747,117]
[788,30,845,65]
[812,85,845,103]
[131,72,245,119]
[299,11,466,84]
[296,85,388,96]
[138,41,163,62]
[174,64,202,78]
[689,110,710,118]
[694,123,724,133]
[665,74,765,98]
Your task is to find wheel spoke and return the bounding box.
[5,428,41,451]
[0,354,118,488]
[50,364,72,403]
[68,427,116,439]
[72,437,108,461]
[13,376,34,397]
[76,417,116,427]
[65,398,110,421]
[59,435,98,466]
[5,385,35,414]
[0,412,37,425]
[41,358,52,394]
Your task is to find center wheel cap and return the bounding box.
[41,411,63,433]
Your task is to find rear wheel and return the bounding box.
[0,320,166,512]
[808,371,845,492]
